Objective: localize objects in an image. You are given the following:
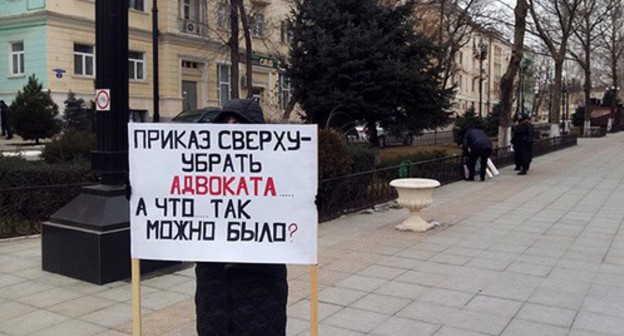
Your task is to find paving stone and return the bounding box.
[335,274,388,292]
[394,270,449,287]
[466,257,512,271]
[288,300,343,321]
[396,301,459,325]
[429,253,472,266]
[481,272,543,301]
[286,317,309,336]
[351,293,411,315]
[18,287,85,308]
[0,301,37,323]
[433,326,490,336]
[506,261,552,277]
[318,286,367,306]
[369,316,439,336]
[418,288,474,308]
[395,249,436,261]
[29,319,106,336]
[79,303,134,328]
[323,307,389,333]
[0,309,68,335]
[373,281,427,300]
[47,295,118,318]
[464,295,523,317]
[0,273,26,289]
[445,309,511,335]
[516,303,576,327]
[575,307,624,334]
[308,324,366,336]
[502,319,568,336]
[358,265,407,280]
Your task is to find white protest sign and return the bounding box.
[128,123,318,264]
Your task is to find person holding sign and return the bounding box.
[195,98,288,336]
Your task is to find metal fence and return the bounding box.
[411,130,454,146]
[0,135,579,234]
[318,134,578,221]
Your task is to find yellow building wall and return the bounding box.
[42,0,295,121]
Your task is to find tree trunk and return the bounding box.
[550,59,563,137]
[238,0,253,98]
[281,99,296,122]
[583,27,592,137]
[498,0,528,148]
[230,0,240,99]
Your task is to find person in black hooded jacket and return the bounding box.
[195,98,288,336]
[511,113,534,175]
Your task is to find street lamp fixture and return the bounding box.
[475,41,488,118]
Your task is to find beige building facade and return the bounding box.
[452,30,513,118]
[8,0,294,121]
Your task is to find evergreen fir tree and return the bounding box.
[9,75,61,144]
[452,106,485,145]
[484,104,501,137]
[63,91,93,132]
[287,0,452,143]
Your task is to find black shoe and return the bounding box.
[514,166,521,171]
[466,177,475,181]
[5,136,12,140]
[517,170,527,175]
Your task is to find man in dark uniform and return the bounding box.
[511,113,534,175]
[463,126,493,181]
[0,100,12,139]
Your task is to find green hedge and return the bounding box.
[0,157,95,238]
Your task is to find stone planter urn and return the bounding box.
[390,178,441,232]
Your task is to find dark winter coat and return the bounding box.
[0,101,9,130]
[511,121,534,166]
[462,127,492,155]
[195,98,288,336]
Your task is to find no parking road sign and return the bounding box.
[95,89,110,111]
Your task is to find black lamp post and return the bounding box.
[476,41,488,118]
[561,77,568,133]
[517,58,530,117]
[152,0,160,122]
[42,0,133,284]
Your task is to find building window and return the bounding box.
[182,0,200,21]
[278,74,291,110]
[183,0,190,19]
[217,0,230,29]
[182,60,199,69]
[218,64,231,107]
[74,44,94,76]
[10,42,24,76]
[280,21,292,44]
[129,0,144,11]
[251,13,265,37]
[129,51,144,80]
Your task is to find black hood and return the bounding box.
[214,98,265,124]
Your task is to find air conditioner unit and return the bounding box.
[182,20,200,35]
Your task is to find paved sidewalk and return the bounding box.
[2,133,624,335]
